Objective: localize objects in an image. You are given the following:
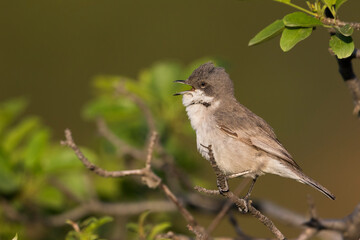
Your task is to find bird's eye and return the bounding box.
[200,82,206,88]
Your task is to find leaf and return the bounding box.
[329,34,354,59]
[0,156,21,193]
[35,185,64,209]
[148,222,171,240]
[83,216,113,234]
[0,98,27,135]
[12,234,18,240]
[23,128,49,171]
[280,27,312,52]
[336,0,348,9]
[283,12,322,27]
[248,20,284,46]
[337,24,353,36]
[273,0,291,3]
[2,117,39,153]
[138,211,151,238]
[323,0,336,9]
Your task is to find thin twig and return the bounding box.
[146,132,158,169]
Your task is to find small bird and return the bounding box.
[174,62,335,200]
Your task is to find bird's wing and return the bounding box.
[215,102,301,170]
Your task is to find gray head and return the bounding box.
[174,62,234,98]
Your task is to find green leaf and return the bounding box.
[273,0,291,3]
[248,20,284,46]
[0,156,21,193]
[126,223,140,233]
[35,185,64,209]
[336,0,348,9]
[12,234,18,240]
[148,222,171,240]
[323,0,336,9]
[138,211,151,238]
[0,98,27,135]
[329,34,354,59]
[283,12,322,27]
[280,27,312,52]
[2,117,39,153]
[23,128,49,171]
[83,216,113,234]
[337,24,353,36]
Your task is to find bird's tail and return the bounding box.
[296,171,336,200]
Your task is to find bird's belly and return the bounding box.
[196,126,263,178]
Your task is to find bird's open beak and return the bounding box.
[173,80,194,96]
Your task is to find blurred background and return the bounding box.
[1,0,360,239]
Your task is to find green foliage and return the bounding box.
[65,217,113,240]
[283,12,321,27]
[329,34,354,58]
[249,0,356,58]
[126,211,171,240]
[83,58,223,170]
[0,59,223,240]
[248,20,284,46]
[0,98,98,239]
[280,27,313,52]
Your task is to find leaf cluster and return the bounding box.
[126,211,171,240]
[0,59,225,240]
[65,217,113,240]
[249,0,355,58]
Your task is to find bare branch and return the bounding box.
[321,17,360,30]
[297,228,318,240]
[256,200,360,240]
[146,131,158,169]
[61,129,146,177]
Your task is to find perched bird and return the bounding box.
[174,62,335,200]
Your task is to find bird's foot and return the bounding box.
[237,198,250,213]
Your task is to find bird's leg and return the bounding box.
[244,175,258,200]
[217,177,229,194]
[200,143,229,194]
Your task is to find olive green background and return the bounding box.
[1,0,360,237]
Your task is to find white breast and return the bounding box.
[182,90,220,160]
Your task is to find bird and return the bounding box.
[174,62,335,200]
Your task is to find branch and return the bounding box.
[324,10,360,117]
[321,17,360,31]
[256,200,360,240]
[61,129,209,239]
